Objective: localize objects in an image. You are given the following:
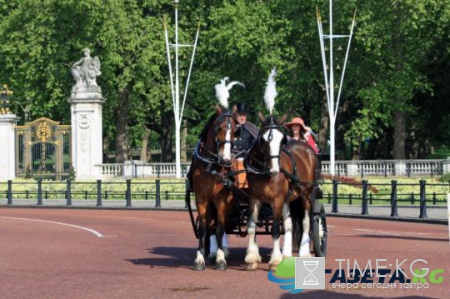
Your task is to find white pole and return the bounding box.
[165,0,199,178]
[317,2,355,177]
[174,1,182,178]
[328,0,335,176]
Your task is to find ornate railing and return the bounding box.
[96,158,450,179]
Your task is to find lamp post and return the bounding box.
[164,0,200,178]
[0,84,13,115]
[317,2,356,176]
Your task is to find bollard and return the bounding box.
[66,180,72,206]
[37,179,43,205]
[331,180,338,213]
[348,193,352,205]
[96,180,102,207]
[126,179,132,207]
[155,179,161,208]
[361,180,369,215]
[390,180,398,217]
[419,180,428,218]
[7,180,12,205]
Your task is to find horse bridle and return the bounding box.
[213,113,236,152]
[195,112,237,167]
[246,118,287,175]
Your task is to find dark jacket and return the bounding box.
[234,121,259,157]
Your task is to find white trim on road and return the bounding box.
[0,216,104,238]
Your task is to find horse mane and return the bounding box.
[199,113,218,142]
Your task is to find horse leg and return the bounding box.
[299,207,312,257]
[207,204,218,263]
[268,201,284,268]
[281,202,293,259]
[194,202,208,271]
[213,200,229,271]
[214,219,227,271]
[245,200,261,270]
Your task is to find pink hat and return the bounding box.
[285,117,307,131]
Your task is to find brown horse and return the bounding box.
[243,114,319,270]
[188,106,238,271]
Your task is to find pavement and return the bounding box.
[1,197,448,225]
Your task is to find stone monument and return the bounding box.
[0,84,20,181]
[68,48,105,180]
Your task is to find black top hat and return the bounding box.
[235,103,249,114]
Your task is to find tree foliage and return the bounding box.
[0,0,448,162]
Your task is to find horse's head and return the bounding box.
[257,113,287,174]
[203,105,237,166]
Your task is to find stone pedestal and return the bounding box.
[0,114,20,180]
[68,85,105,180]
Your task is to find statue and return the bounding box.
[71,48,101,87]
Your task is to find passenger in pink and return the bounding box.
[284,117,319,154]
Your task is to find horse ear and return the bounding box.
[258,111,266,123]
[215,104,222,115]
[279,114,287,124]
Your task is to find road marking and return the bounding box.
[354,229,400,236]
[0,216,104,238]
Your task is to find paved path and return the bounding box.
[0,208,448,299]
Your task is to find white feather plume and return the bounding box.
[264,68,277,114]
[215,77,245,108]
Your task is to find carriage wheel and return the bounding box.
[312,204,328,257]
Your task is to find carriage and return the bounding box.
[186,71,328,271]
[185,158,328,260]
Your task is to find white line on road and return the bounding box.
[0,216,104,238]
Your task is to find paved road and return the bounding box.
[1,197,448,224]
[0,208,448,299]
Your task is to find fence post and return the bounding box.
[390,180,398,217]
[66,180,72,206]
[419,180,427,218]
[7,180,12,205]
[348,193,352,205]
[155,179,161,208]
[96,180,102,207]
[361,180,368,215]
[126,179,132,207]
[37,179,43,205]
[331,180,338,213]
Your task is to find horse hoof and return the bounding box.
[215,261,227,271]
[193,262,205,271]
[246,262,259,271]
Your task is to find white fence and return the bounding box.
[96,158,450,179]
